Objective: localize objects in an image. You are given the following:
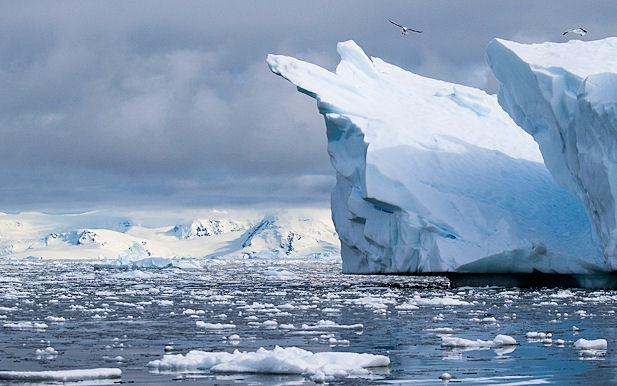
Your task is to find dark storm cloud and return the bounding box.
[1,1,616,210]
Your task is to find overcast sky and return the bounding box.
[1,1,615,212]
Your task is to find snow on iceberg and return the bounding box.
[147,346,389,382]
[487,37,617,269]
[268,40,603,274]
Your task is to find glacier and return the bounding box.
[487,37,617,270]
[268,40,605,274]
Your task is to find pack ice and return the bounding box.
[268,40,604,274]
[487,37,617,269]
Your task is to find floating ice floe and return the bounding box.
[4,321,48,330]
[526,332,552,340]
[441,334,517,348]
[348,296,396,312]
[407,296,471,307]
[103,355,125,362]
[45,316,66,322]
[35,347,58,356]
[263,269,297,280]
[147,346,389,382]
[574,338,608,350]
[196,321,236,330]
[550,290,575,299]
[440,372,453,380]
[301,320,363,330]
[183,309,205,316]
[573,338,608,359]
[0,368,121,382]
[425,327,455,334]
[262,320,279,328]
[395,303,420,311]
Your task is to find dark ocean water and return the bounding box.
[0,258,615,385]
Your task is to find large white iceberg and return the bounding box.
[268,40,604,274]
[487,37,617,269]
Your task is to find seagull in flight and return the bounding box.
[388,19,422,35]
[563,27,588,36]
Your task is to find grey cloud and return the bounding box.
[1,1,616,210]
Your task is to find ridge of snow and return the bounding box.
[0,368,121,382]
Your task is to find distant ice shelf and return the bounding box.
[268,40,605,274]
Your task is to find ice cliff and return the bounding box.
[487,38,617,269]
[268,41,604,274]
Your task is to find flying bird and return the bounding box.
[388,19,422,35]
[563,27,588,36]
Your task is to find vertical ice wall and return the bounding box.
[268,41,602,274]
[487,37,617,268]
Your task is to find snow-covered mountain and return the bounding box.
[238,214,338,257]
[487,37,617,269]
[167,218,245,239]
[0,209,339,261]
[268,40,604,274]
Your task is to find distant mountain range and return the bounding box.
[0,209,339,261]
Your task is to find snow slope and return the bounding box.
[268,40,603,273]
[0,209,339,261]
[487,37,617,269]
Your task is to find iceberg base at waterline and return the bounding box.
[442,272,617,289]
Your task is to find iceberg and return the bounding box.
[268,40,604,274]
[487,37,617,269]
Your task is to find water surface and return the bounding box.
[0,258,615,385]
